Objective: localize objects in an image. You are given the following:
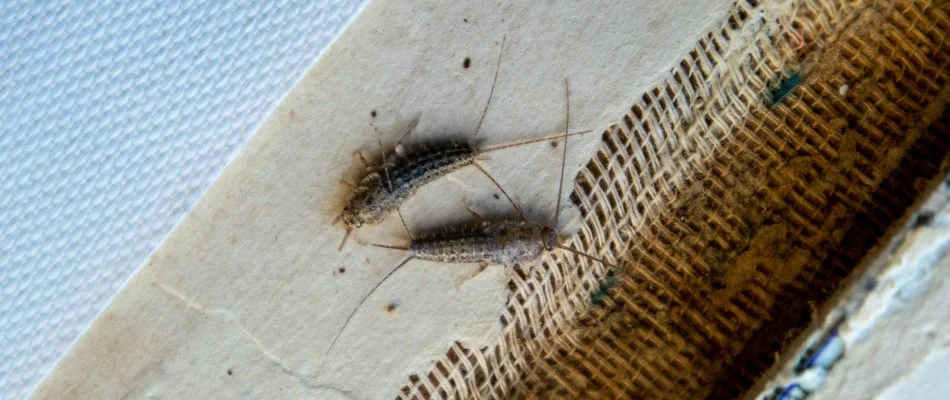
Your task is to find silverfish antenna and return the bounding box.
[470,35,506,146]
[478,129,593,154]
[325,256,414,355]
[553,78,570,232]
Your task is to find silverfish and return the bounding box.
[334,36,592,250]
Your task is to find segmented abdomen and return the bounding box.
[409,223,544,265]
[348,142,476,226]
[389,142,476,198]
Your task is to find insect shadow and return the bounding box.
[325,79,619,355]
[333,36,593,250]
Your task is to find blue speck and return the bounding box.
[769,73,803,107]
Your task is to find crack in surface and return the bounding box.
[152,281,360,400]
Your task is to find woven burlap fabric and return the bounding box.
[397,0,949,398]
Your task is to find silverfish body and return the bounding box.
[341,142,475,228]
[410,221,557,265]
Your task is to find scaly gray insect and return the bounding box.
[325,79,617,355]
[334,36,592,250]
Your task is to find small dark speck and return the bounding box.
[386,300,399,312]
[493,193,500,200]
[370,110,377,118]
[912,211,934,228]
[463,57,471,69]
[338,267,346,274]
[227,369,233,376]
[550,140,559,148]
[863,277,878,291]
[463,18,469,23]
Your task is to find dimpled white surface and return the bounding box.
[0,1,364,397]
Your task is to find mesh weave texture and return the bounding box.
[396,0,949,398]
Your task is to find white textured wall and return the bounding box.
[0,1,365,397]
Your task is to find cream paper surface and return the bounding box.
[32,1,727,398]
